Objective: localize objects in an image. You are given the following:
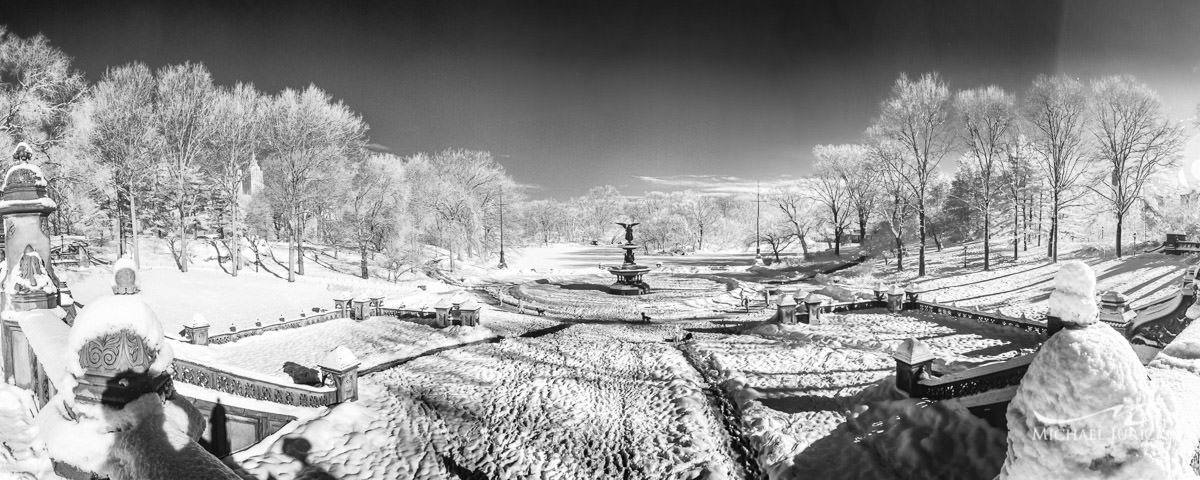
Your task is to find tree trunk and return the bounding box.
[231,199,239,277]
[179,168,188,273]
[858,216,867,246]
[1115,212,1124,258]
[295,212,307,276]
[894,234,904,272]
[1049,191,1059,262]
[288,206,297,283]
[1012,197,1019,262]
[983,205,991,271]
[360,243,369,279]
[918,199,927,276]
[1037,192,1043,248]
[833,228,841,256]
[799,234,810,259]
[118,188,128,258]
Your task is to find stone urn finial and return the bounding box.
[12,142,32,163]
[112,257,140,295]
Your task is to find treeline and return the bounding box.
[813,72,1195,276]
[0,27,516,280]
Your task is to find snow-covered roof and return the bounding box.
[892,338,934,364]
[1100,290,1126,304]
[459,299,480,311]
[318,345,360,371]
[434,297,453,309]
[889,285,905,295]
[186,313,210,328]
[803,293,830,305]
[777,294,796,306]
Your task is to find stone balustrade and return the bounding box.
[173,359,339,408]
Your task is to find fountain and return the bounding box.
[608,222,651,295]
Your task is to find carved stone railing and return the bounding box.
[205,309,348,345]
[917,354,1035,400]
[912,301,1048,334]
[173,359,338,408]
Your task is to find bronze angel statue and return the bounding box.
[615,222,639,245]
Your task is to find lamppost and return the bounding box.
[753,180,764,266]
[498,188,508,269]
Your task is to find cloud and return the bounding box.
[632,174,810,197]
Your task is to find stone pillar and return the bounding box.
[318,346,360,403]
[183,315,211,345]
[904,288,920,305]
[351,298,368,321]
[459,299,481,326]
[886,286,905,314]
[1098,290,1135,332]
[0,145,60,312]
[369,295,385,316]
[804,294,825,325]
[776,294,797,325]
[333,296,352,318]
[892,338,935,397]
[434,298,452,327]
[873,282,887,302]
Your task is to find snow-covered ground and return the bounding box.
[237,323,749,480]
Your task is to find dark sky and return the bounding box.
[3,0,1198,198]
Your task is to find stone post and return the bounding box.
[333,296,352,318]
[318,346,360,403]
[892,338,935,397]
[873,282,886,302]
[433,298,452,328]
[804,293,825,325]
[351,298,368,321]
[0,145,60,312]
[183,314,211,346]
[886,285,905,314]
[904,288,920,305]
[459,299,481,326]
[1098,290,1136,334]
[369,295,385,316]
[776,293,797,325]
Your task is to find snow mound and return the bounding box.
[0,384,56,479]
[1001,322,1191,479]
[1047,260,1098,327]
[63,294,171,378]
[318,346,360,371]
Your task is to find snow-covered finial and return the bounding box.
[12,142,32,163]
[112,257,140,295]
[1047,260,1097,328]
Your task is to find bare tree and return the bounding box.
[1002,134,1036,261]
[757,223,795,263]
[866,133,914,271]
[0,27,87,155]
[774,187,821,259]
[1088,75,1185,257]
[871,72,955,276]
[155,62,219,272]
[87,63,159,266]
[679,192,720,251]
[811,144,861,256]
[205,82,265,276]
[956,85,1016,270]
[344,154,404,278]
[261,86,368,282]
[1023,74,1091,262]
